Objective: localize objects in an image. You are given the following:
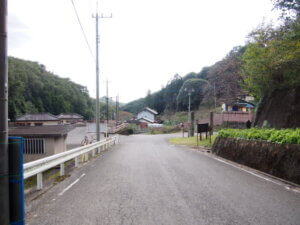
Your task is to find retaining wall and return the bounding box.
[212,137,300,184]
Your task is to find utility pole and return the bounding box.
[92,1,112,141]
[93,2,100,142]
[214,82,217,112]
[106,80,109,137]
[188,92,191,113]
[184,88,194,137]
[115,95,119,126]
[0,0,10,224]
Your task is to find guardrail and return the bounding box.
[24,135,119,190]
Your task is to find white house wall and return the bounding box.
[137,111,155,123]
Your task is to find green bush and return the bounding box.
[218,128,300,144]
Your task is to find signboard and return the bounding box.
[197,123,209,133]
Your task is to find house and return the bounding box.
[136,107,158,124]
[57,113,84,124]
[9,125,74,162]
[15,113,60,126]
[222,98,255,112]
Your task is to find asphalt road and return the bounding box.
[26,134,300,225]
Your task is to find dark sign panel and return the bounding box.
[197,123,209,133]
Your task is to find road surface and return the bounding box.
[26,134,300,225]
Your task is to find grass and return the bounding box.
[169,135,217,148]
[149,126,181,135]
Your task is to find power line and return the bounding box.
[70,0,95,60]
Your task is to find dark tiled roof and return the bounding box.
[57,113,84,119]
[144,107,158,115]
[9,125,74,137]
[16,113,59,121]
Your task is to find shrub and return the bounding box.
[218,128,300,144]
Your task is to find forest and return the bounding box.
[8,57,96,121]
[122,0,300,115]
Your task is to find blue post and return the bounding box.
[8,137,25,225]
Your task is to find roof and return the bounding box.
[16,113,59,121]
[143,107,158,115]
[9,125,74,137]
[236,99,256,107]
[137,117,154,123]
[57,113,84,119]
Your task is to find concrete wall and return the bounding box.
[54,135,67,154]
[212,137,300,184]
[23,136,66,163]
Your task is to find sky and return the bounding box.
[8,0,280,103]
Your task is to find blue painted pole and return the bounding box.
[8,137,25,225]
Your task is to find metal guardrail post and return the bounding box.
[60,163,65,176]
[85,153,88,162]
[37,173,43,190]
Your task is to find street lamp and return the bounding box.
[184,88,195,137]
[184,88,195,113]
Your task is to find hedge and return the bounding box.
[218,128,300,145]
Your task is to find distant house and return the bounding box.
[57,113,84,124]
[136,107,158,124]
[15,113,60,126]
[222,97,255,112]
[9,125,74,163]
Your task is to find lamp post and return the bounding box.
[184,88,195,137]
[184,88,195,114]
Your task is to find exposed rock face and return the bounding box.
[212,137,300,184]
[254,87,300,128]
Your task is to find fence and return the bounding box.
[198,112,255,126]
[24,135,119,190]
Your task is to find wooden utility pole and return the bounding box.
[0,0,10,223]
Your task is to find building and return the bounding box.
[9,125,74,163]
[15,113,60,126]
[136,107,158,124]
[222,98,255,112]
[57,113,84,124]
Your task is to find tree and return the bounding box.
[176,78,208,111]
[164,74,183,111]
[242,19,300,99]
[8,57,96,120]
[273,0,300,19]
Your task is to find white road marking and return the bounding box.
[58,173,86,196]
[214,158,299,193]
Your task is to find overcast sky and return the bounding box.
[8,0,280,103]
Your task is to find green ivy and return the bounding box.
[218,128,300,145]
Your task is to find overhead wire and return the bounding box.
[70,0,95,61]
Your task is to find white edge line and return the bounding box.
[214,158,300,193]
[58,173,86,196]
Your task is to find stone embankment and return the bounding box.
[212,137,300,184]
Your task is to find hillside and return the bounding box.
[8,57,95,120]
[121,46,245,115]
[122,2,300,129]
